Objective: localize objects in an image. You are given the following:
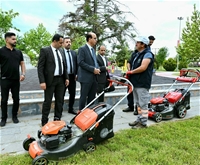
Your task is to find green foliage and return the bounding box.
[0,9,19,46]
[70,34,86,52]
[163,58,177,71]
[153,61,157,69]
[156,47,168,66]
[58,0,136,49]
[16,24,52,65]
[1,117,200,165]
[113,41,132,67]
[153,57,159,69]
[178,61,188,70]
[176,4,200,63]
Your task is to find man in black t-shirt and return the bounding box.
[0,32,26,127]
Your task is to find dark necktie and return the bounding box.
[55,49,62,75]
[91,48,98,68]
[67,50,73,74]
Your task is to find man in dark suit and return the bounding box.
[37,34,69,126]
[97,45,109,102]
[77,32,100,110]
[62,37,77,115]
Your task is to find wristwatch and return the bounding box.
[21,74,25,77]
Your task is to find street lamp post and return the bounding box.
[177,16,183,71]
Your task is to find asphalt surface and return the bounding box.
[1,68,176,92]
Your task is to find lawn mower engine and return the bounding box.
[38,121,72,149]
[148,88,190,123]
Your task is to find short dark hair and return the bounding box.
[86,32,93,42]
[148,35,155,40]
[52,34,63,42]
[98,45,106,50]
[5,32,16,39]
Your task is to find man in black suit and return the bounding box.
[97,45,109,102]
[38,34,69,126]
[77,32,100,110]
[62,37,77,115]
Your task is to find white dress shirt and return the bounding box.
[100,55,107,66]
[51,45,63,76]
[64,49,74,74]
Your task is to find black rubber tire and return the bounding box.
[153,112,162,123]
[32,156,48,165]
[177,105,187,118]
[23,137,36,151]
[83,142,96,153]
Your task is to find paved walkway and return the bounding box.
[155,71,178,79]
[0,70,199,155]
[0,96,199,155]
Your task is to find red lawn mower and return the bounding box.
[148,68,200,122]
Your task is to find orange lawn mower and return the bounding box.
[22,75,133,165]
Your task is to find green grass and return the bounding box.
[1,116,200,165]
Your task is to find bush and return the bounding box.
[153,62,157,70]
[178,61,188,70]
[153,58,160,69]
[163,58,176,71]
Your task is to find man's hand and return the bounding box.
[65,79,69,86]
[20,75,25,81]
[40,83,46,90]
[126,70,133,75]
[94,68,100,75]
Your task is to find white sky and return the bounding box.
[1,0,199,57]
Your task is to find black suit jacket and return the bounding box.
[97,54,109,83]
[37,46,68,87]
[77,44,97,83]
[62,48,78,75]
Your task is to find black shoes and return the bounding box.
[12,117,19,124]
[123,107,134,112]
[133,110,138,115]
[68,110,77,115]
[54,117,60,121]
[0,117,19,127]
[0,119,6,127]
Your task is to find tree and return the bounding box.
[58,0,136,49]
[176,4,200,64]
[155,47,169,67]
[113,41,132,67]
[0,9,19,46]
[70,34,86,52]
[17,24,52,66]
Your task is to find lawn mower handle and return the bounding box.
[80,75,133,112]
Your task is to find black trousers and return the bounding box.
[1,79,20,120]
[41,76,65,123]
[79,80,97,110]
[65,74,76,111]
[127,91,134,109]
[97,82,106,102]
